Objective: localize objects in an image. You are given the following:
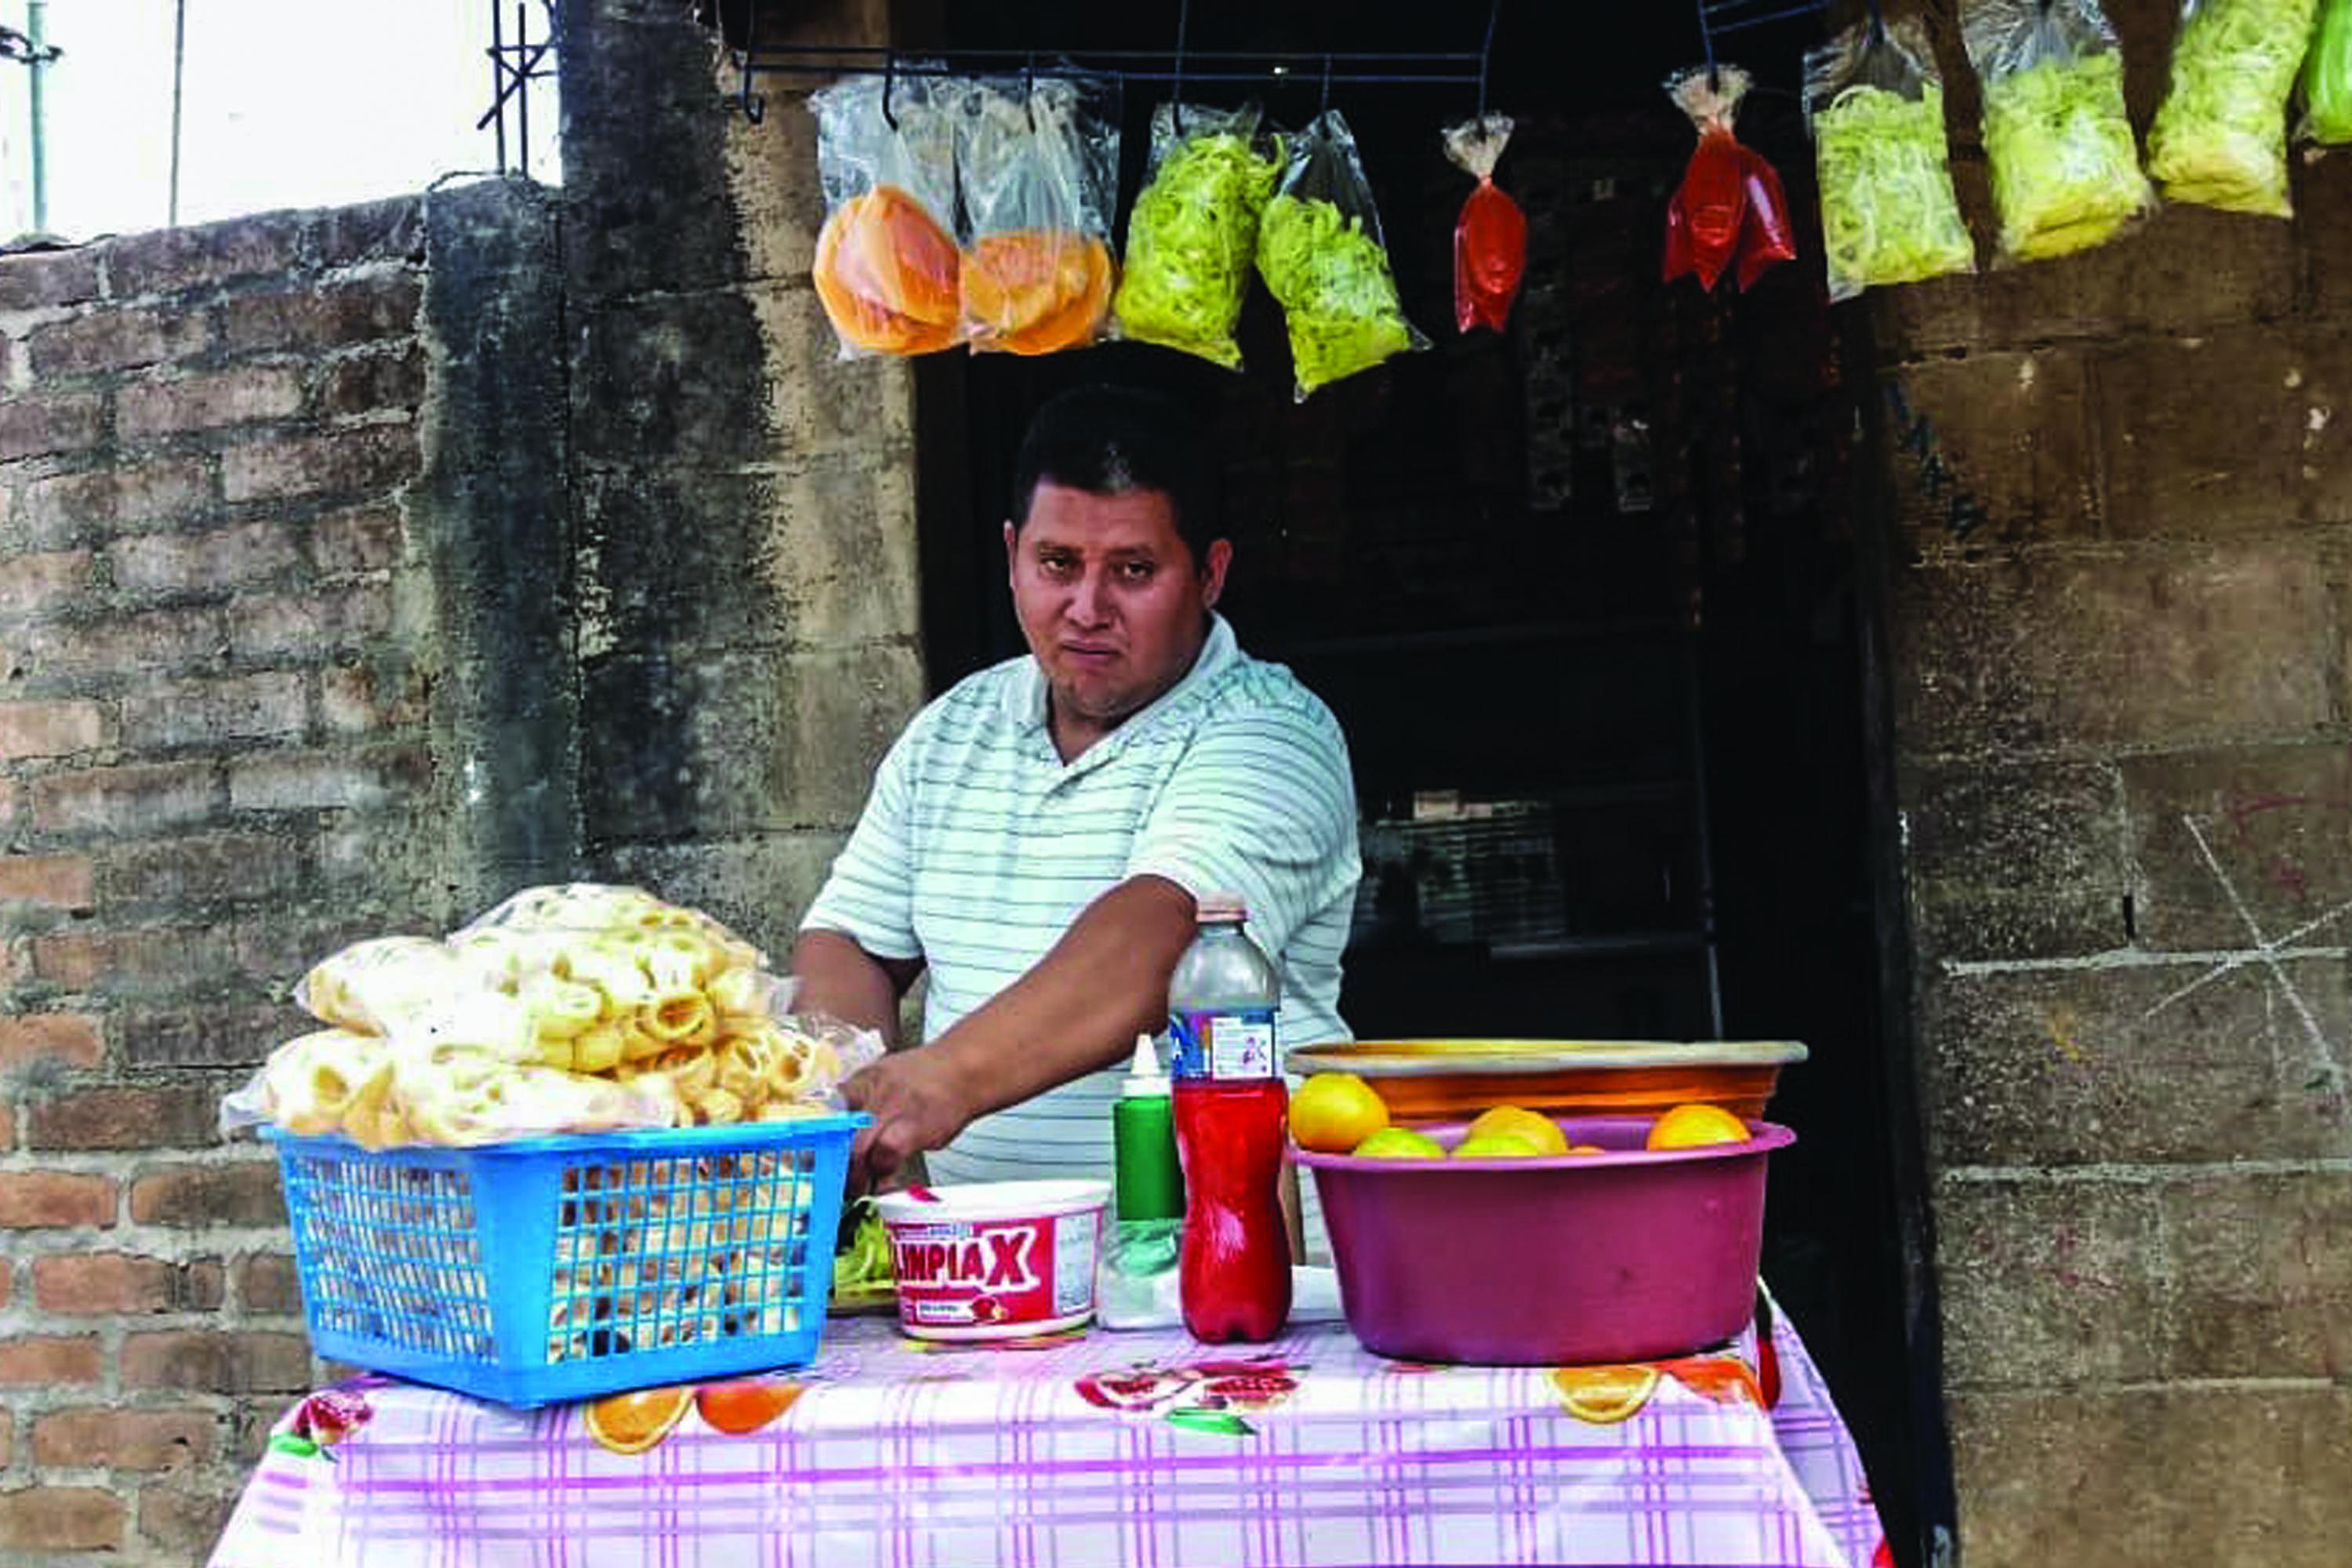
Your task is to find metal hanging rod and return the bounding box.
[481,1,558,176]
[731,0,1505,123]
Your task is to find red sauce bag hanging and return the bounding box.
[1733,145,1797,292]
[1663,64,1755,290]
[1443,114,1527,332]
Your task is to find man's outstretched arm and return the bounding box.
[838,874,1196,1189]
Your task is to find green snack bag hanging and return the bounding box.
[1806,13,1976,300]
[1962,0,2155,263]
[1112,102,1284,369]
[1256,109,1426,399]
[2305,0,2352,142]
[2148,0,2315,214]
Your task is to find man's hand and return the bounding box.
[840,1044,975,1193]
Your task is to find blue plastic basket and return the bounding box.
[266,1113,866,1408]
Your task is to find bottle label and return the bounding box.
[1169,1006,1278,1080]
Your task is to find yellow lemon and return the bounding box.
[1351,1127,1446,1160]
[1646,1103,1751,1151]
[1290,1072,1390,1154]
[1450,1131,1543,1160]
[1465,1105,1570,1156]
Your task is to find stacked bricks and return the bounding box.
[1882,2,2352,1563]
[0,199,438,1562]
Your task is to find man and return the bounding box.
[792,386,1360,1230]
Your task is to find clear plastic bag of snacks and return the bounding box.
[1256,108,1426,397]
[1806,14,1976,300]
[809,71,965,358]
[1112,101,1284,369]
[956,72,1120,354]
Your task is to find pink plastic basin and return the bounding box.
[1292,1115,1793,1366]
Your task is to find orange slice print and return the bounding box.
[584,1385,693,1455]
[1549,1364,1661,1425]
[695,1380,804,1436]
[1660,1356,1764,1407]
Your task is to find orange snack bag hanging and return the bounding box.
[809,73,964,358]
[954,74,1120,355]
[1442,113,1526,333]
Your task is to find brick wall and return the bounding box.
[0,203,442,1558]
[1881,2,2352,1562]
[0,3,919,1558]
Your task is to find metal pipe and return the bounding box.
[27,0,48,233]
[169,0,186,225]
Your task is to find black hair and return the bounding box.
[1008,386,1219,565]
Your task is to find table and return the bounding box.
[209,1305,1885,1568]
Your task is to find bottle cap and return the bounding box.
[1122,1033,1168,1098]
[1196,892,1248,923]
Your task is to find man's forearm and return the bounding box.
[789,929,918,1044]
[927,875,1196,1119]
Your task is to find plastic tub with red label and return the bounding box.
[874,1180,1109,1341]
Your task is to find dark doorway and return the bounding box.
[903,2,1947,1562]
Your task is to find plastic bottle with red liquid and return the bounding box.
[1167,895,1292,1343]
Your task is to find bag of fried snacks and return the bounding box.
[810,71,964,358]
[1257,109,1426,398]
[1962,0,2154,263]
[1806,14,1976,301]
[2147,0,2314,217]
[955,72,1120,354]
[226,885,884,1148]
[1113,101,1284,369]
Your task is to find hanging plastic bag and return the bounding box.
[2148,0,2315,216]
[1113,102,1284,369]
[2306,0,2352,143]
[1806,15,1975,301]
[809,72,964,358]
[1257,108,1426,397]
[1734,146,1799,291]
[955,73,1120,355]
[1443,113,1527,332]
[1962,0,2154,263]
[1663,65,1792,291]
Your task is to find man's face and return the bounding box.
[1006,482,1232,756]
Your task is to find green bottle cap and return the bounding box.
[1114,1034,1185,1222]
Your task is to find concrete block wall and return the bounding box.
[0,201,443,1560]
[557,0,924,954]
[1883,2,2352,1561]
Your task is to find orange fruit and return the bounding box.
[695,1379,804,1435]
[1660,1356,1764,1407]
[584,1385,693,1455]
[1290,1072,1390,1153]
[1646,1103,1751,1150]
[1550,1364,1661,1424]
[1450,1131,1542,1160]
[1465,1105,1570,1156]
[1350,1127,1444,1160]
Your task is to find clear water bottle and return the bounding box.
[1167,895,1290,1342]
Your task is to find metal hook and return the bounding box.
[882,49,898,131]
[1319,53,1334,115]
[1171,0,1190,136]
[735,2,764,125]
[1477,0,1501,118]
[1865,0,1887,42]
[1024,53,1037,132]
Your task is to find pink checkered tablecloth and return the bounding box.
[209,1304,1884,1568]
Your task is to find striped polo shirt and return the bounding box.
[800,614,1360,1236]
